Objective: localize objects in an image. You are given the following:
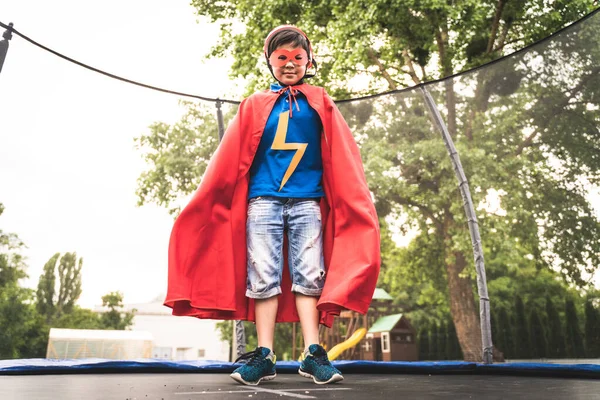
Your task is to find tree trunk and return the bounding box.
[436,26,457,137]
[444,80,457,137]
[446,250,482,361]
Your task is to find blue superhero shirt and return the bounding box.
[248,84,325,199]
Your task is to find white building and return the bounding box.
[95,298,230,361]
[47,328,153,360]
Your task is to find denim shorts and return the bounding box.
[246,196,325,299]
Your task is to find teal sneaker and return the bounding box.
[299,344,344,384]
[230,347,277,385]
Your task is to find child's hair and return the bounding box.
[266,29,311,59]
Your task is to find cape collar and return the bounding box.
[271,83,303,117]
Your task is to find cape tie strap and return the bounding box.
[278,86,301,118]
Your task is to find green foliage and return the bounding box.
[529,308,548,358]
[546,296,566,358]
[514,296,531,358]
[564,299,586,358]
[490,310,499,355]
[53,307,106,330]
[0,204,48,358]
[495,308,514,358]
[584,299,600,357]
[216,320,233,346]
[0,284,48,359]
[437,321,447,360]
[215,320,299,361]
[36,252,83,323]
[381,227,449,326]
[418,328,429,360]
[1,203,135,359]
[429,323,439,360]
[271,323,296,360]
[135,102,232,216]
[191,0,596,95]
[99,291,135,330]
[0,204,26,288]
[444,319,460,360]
[136,1,600,360]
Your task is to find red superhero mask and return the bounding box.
[268,48,309,67]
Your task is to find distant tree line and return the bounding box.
[418,295,600,360]
[0,203,135,359]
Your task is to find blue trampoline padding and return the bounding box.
[479,362,600,377]
[1,359,599,378]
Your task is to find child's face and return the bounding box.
[270,43,308,86]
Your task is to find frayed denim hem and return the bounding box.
[291,284,323,297]
[246,286,282,299]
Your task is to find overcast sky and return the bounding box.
[0,0,237,307]
[1,2,598,310]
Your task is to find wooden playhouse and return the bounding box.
[316,288,418,361]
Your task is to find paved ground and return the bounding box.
[1,373,599,400]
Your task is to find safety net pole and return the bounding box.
[0,22,13,74]
[420,86,493,364]
[214,108,246,359]
[215,100,225,141]
[233,320,246,359]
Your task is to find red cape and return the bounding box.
[164,84,380,327]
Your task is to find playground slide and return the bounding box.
[327,328,367,361]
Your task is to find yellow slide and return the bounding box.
[327,328,367,361]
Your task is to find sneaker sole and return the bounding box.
[298,368,344,384]
[229,372,277,386]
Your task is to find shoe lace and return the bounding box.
[234,349,264,366]
[311,352,330,366]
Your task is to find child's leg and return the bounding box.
[246,196,286,349]
[295,293,320,347]
[287,199,343,384]
[230,197,284,386]
[286,198,325,348]
[255,296,279,350]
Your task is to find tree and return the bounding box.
[500,308,516,357]
[529,308,548,359]
[99,292,135,330]
[0,284,48,359]
[54,306,106,330]
[418,327,429,361]
[564,299,585,358]
[514,296,531,359]
[492,308,503,357]
[546,296,566,358]
[446,319,462,360]
[135,102,230,216]
[584,300,599,357]
[137,1,600,361]
[36,252,83,323]
[437,320,447,360]
[430,323,439,360]
[0,203,26,287]
[0,203,48,359]
[585,300,600,358]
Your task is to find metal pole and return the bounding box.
[235,320,246,358]
[215,100,246,359]
[0,23,14,74]
[216,100,225,141]
[420,85,493,364]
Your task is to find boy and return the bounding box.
[164,26,380,386]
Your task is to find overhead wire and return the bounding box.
[0,20,239,105]
[1,7,599,105]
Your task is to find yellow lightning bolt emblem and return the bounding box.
[271,112,308,191]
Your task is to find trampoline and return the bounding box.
[1,359,599,399]
[1,4,600,400]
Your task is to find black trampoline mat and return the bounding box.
[2,373,599,400]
